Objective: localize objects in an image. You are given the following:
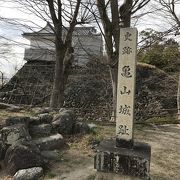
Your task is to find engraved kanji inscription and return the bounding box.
[120,86,131,95]
[116,28,138,143]
[122,47,132,54]
[117,125,129,135]
[121,66,132,78]
[124,32,132,41]
[119,105,131,116]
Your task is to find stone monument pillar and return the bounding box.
[116,28,137,149]
[94,28,151,179]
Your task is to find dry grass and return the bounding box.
[0,109,34,127]
[137,62,156,69]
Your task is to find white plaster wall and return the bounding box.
[30,38,55,50]
[24,27,103,66]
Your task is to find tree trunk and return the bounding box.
[109,62,118,121]
[177,74,180,120]
[120,0,133,28]
[50,40,66,108]
[109,0,132,121]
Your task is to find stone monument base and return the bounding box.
[94,139,151,180]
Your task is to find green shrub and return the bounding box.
[138,29,180,72]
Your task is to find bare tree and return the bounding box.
[95,0,150,119]
[0,0,95,108]
[0,0,152,111]
[155,0,180,35]
[0,38,12,60]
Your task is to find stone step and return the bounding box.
[29,123,52,138]
[32,134,65,151]
[0,124,31,146]
[6,116,30,127]
[29,113,53,125]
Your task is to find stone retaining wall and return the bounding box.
[0,61,177,121]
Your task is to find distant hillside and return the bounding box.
[0,61,178,121]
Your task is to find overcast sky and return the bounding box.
[0,0,179,78]
[0,1,45,78]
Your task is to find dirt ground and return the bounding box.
[0,110,179,180]
[43,123,180,180]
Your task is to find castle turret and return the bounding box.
[22,24,103,66]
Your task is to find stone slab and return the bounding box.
[0,124,31,146]
[29,123,52,138]
[94,139,151,180]
[13,167,43,180]
[6,116,30,127]
[32,133,65,151]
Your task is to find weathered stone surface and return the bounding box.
[0,60,177,122]
[0,124,31,146]
[0,140,7,160]
[32,107,53,115]
[29,124,52,138]
[88,123,97,130]
[52,109,76,134]
[4,140,46,175]
[6,116,30,127]
[38,113,53,123]
[13,167,43,180]
[74,122,90,134]
[29,117,41,125]
[41,150,59,160]
[32,134,65,151]
[30,113,53,126]
[94,139,151,180]
[90,140,100,150]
